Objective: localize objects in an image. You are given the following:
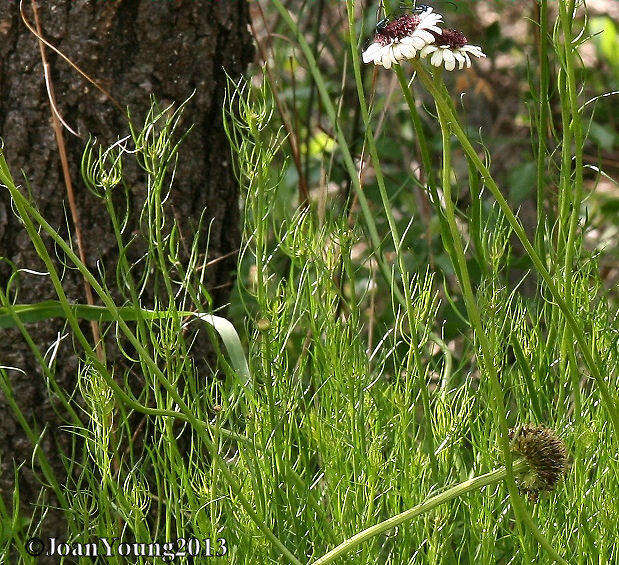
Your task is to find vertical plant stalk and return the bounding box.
[394,69,434,191]
[558,0,585,418]
[434,77,574,564]
[431,73,540,563]
[344,0,439,476]
[30,0,105,363]
[466,157,487,274]
[555,69,571,261]
[394,67,470,283]
[394,67,446,272]
[535,0,550,263]
[249,110,287,532]
[409,62,618,440]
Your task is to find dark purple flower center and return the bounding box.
[431,28,468,49]
[375,14,422,45]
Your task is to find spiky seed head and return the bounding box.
[509,425,569,498]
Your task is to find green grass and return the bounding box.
[0,0,617,563]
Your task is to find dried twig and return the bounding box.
[20,0,123,112]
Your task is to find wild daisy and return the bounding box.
[420,28,486,71]
[362,8,443,69]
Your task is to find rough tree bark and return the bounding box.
[0,0,252,537]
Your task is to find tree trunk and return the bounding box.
[0,0,252,540]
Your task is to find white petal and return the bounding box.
[370,52,383,64]
[463,52,472,68]
[420,45,437,58]
[443,50,456,71]
[396,44,411,58]
[362,43,382,64]
[400,36,414,45]
[373,44,389,63]
[419,11,441,26]
[392,44,404,60]
[464,45,482,54]
[411,35,429,50]
[402,45,417,59]
[431,49,444,67]
[382,49,394,69]
[453,52,466,69]
[416,30,435,43]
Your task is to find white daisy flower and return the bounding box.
[419,28,486,71]
[362,8,443,69]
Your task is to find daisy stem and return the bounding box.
[430,67,539,565]
[535,0,549,265]
[344,0,440,479]
[409,61,619,442]
[311,459,529,565]
[394,67,435,192]
[431,66,574,564]
[558,0,585,420]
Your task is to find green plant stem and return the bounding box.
[312,460,528,565]
[409,62,618,441]
[556,68,572,261]
[344,0,439,476]
[535,0,549,263]
[558,0,585,419]
[430,74,527,563]
[394,65,461,293]
[393,67,435,193]
[432,69,568,564]
[103,188,148,339]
